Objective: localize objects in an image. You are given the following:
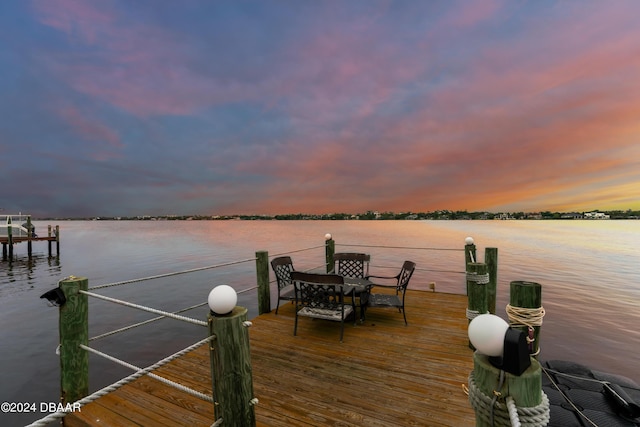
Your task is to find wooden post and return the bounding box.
[325,237,335,273]
[7,216,13,260]
[59,276,89,405]
[255,251,270,315]
[48,225,52,257]
[464,242,477,276]
[485,248,498,314]
[56,225,60,255]
[208,306,256,427]
[470,352,544,427]
[27,216,32,258]
[467,262,489,349]
[509,281,543,357]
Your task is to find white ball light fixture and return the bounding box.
[324,233,332,240]
[468,313,509,357]
[465,236,474,245]
[208,285,238,315]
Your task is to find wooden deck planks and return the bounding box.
[64,290,476,426]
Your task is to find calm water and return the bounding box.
[1,220,639,426]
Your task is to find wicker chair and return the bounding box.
[365,260,416,325]
[270,256,296,314]
[291,272,355,342]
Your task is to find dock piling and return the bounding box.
[208,306,256,427]
[466,262,489,349]
[255,250,270,315]
[325,235,335,273]
[485,248,498,314]
[59,276,89,405]
[508,281,544,357]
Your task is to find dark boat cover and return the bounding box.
[543,360,640,426]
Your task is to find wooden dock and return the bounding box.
[64,290,476,426]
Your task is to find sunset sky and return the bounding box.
[2,0,639,218]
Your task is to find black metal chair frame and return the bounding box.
[365,260,416,325]
[333,252,371,320]
[291,272,355,342]
[333,252,370,278]
[270,256,296,315]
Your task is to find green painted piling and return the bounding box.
[255,251,270,315]
[466,262,489,349]
[208,306,256,427]
[464,242,477,275]
[59,276,89,404]
[325,237,335,273]
[56,225,60,255]
[48,225,52,256]
[485,248,498,314]
[509,281,543,357]
[471,352,543,427]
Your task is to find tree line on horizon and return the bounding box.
[36,209,640,221]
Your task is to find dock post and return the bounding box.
[27,216,32,258]
[7,216,13,260]
[508,281,544,357]
[469,352,547,427]
[59,276,89,405]
[48,225,52,257]
[56,225,60,255]
[464,238,477,278]
[466,262,489,349]
[325,234,334,273]
[208,307,256,427]
[255,250,270,314]
[485,248,498,314]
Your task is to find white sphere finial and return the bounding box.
[468,314,509,356]
[208,285,237,315]
[465,236,474,245]
[324,233,332,240]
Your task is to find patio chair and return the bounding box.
[365,260,416,325]
[291,272,355,342]
[333,252,370,278]
[270,256,296,314]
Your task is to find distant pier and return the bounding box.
[1,215,60,260]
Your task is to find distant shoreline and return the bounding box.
[33,209,640,221]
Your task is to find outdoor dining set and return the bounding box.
[270,253,416,342]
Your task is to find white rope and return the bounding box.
[468,370,551,426]
[466,308,488,321]
[80,290,207,326]
[88,257,257,290]
[80,344,214,402]
[90,301,209,341]
[506,396,521,427]
[26,337,212,427]
[340,243,463,251]
[466,272,490,284]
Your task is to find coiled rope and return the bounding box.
[468,370,551,427]
[506,304,545,355]
[26,337,212,427]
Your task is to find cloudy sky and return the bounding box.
[1,0,639,218]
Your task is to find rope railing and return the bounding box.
[337,243,464,251]
[270,244,325,258]
[25,336,213,427]
[80,290,208,326]
[89,257,258,290]
[80,344,214,402]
